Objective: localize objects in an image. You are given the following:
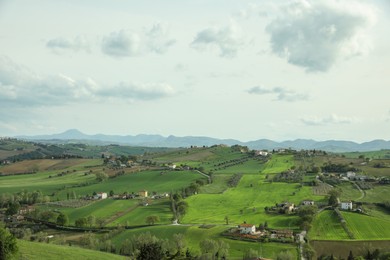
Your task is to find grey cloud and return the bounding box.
[102,23,176,57]
[46,36,90,53]
[191,22,244,57]
[248,86,308,102]
[0,56,175,108]
[98,82,174,100]
[266,0,376,72]
[301,114,355,126]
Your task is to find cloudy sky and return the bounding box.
[0,0,389,142]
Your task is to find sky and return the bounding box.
[0,0,389,142]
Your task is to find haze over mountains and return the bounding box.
[15,129,390,153]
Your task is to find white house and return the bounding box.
[301,200,315,206]
[347,171,356,179]
[238,223,256,234]
[95,192,108,200]
[340,201,353,210]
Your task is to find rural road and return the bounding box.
[195,170,211,183]
[351,181,365,201]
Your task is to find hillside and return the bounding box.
[14,240,125,260]
[15,129,390,152]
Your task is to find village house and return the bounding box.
[238,223,256,234]
[347,171,356,179]
[18,205,35,215]
[340,201,353,210]
[301,200,315,206]
[270,229,294,239]
[138,190,148,197]
[255,150,268,157]
[94,192,108,200]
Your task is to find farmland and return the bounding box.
[1,140,390,259]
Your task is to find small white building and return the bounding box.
[347,171,356,179]
[238,223,256,234]
[301,200,315,206]
[95,192,108,200]
[340,201,353,210]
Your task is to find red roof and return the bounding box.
[239,223,254,228]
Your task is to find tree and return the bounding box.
[39,210,55,221]
[5,202,20,216]
[328,189,342,207]
[75,217,87,227]
[199,239,218,256]
[146,215,160,225]
[276,251,294,260]
[347,250,354,260]
[87,215,96,227]
[224,216,229,225]
[137,242,164,260]
[0,226,18,260]
[95,172,108,182]
[56,212,68,226]
[172,233,186,256]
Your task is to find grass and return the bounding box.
[14,239,125,260]
[360,185,390,203]
[342,211,390,240]
[53,199,139,225]
[108,199,173,226]
[55,170,206,200]
[183,173,321,229]
[309,210,349,240]
[261,155,294,174]
[310,210,390,241]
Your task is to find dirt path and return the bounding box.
[103,204,139,226]
[351,181,365,201]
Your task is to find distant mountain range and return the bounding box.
[16,129,390,152]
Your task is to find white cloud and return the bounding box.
[101,23,176,57]
[301,114,356,126]
[247,85,308,102]
[0,56,175,108]
[46,36,90,53]
[191,21,245,57]
[266,0,376,72]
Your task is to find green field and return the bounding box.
[309,210,349,240]
[310,210,390,240]
[14,239,125,260]
[342,211,390,240]
[183,174,320,228]
[108,199,173,226]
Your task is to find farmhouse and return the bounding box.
[255,150,268,156]
[95,192,108,200]
[270,229,294,239]
[340,201,353,210]
[139,190,148,197]
[238,223,256,234]
[301,200,315,206]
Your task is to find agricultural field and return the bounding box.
[1,141,390,259]
[183,174,321,228]
[309,210,349,240]
[342,211,390,240]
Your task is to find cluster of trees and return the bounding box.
[273,171,304,183]
[0,224,18,260]
[211,157,250,172]
[170,193,189,221]
[227,173,242,187]
[0,190,49,208]
[296,205,318,231]
[321,163,357,173]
